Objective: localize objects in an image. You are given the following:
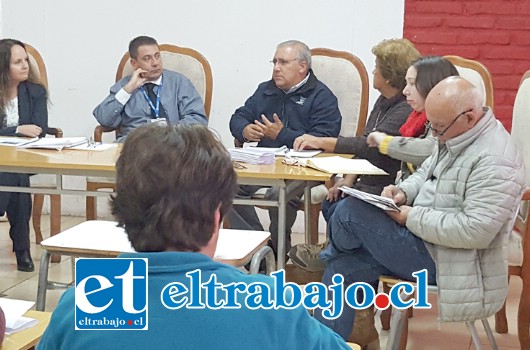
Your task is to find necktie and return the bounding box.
[144,83,166,119]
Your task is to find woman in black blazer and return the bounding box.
[0,39,48,272]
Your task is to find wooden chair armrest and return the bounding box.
[94,125,117,142]
[234,138,244,148]
[379,275,404,286]
[46,127,63,138]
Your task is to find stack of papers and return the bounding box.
[296,156,388,175]
[228,148,275,165]
[243,144,322,158]
[286,149,322,158]
[0,298,38,335]
[243,144,289,155]
[340,186,400,212]
[16,137,87,150]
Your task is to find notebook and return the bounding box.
[339,186,400,212]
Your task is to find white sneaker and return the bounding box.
[0,213,7,222]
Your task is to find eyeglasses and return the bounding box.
[232,161,247,170]
[270,58,299,67]
[426,108,473,136]
[282,155,304,166]
[85,136,101,148]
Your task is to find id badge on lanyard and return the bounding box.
[140,76,164,118]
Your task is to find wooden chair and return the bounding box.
[444,55,494,110]
[24,44,63,251]
[86,44,213,220]
[494,70,530,349]
[300,48,369,243]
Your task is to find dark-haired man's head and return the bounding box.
[128,35,162,81]
[111,124,237,257]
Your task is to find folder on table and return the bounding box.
[299,156,387,175]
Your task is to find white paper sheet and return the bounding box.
[0,298,36,333]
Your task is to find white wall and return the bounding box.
[1,0,405,215]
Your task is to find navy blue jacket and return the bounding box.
[230,71,341,148]
[0,81,48,137]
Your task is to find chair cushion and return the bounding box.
[454,66,488,106]
[312,55,363,138]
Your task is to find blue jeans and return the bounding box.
[321,197,341,223]
[314,196,436,340]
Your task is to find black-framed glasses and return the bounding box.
[426,108,473,136]
[270,58,299,67]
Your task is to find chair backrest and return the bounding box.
[509,70,530,274]
[310,48,369,137]
[24,44,62,138]
[511,70,530,187]
[444,55,494,110]
[116,44,213,117]
[24,43,48,89]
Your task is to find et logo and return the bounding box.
[75,258,148,330]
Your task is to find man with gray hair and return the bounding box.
[314,76,525,340]
[228,40,342,261]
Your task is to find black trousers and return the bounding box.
[0,172,31,252]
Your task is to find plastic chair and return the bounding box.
[85,44,213,220]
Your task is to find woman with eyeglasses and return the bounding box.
[294,39,421,205]
[291,38,420,349]
[0,39,48,272]
[366,56,459,182]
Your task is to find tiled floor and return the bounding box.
[0,213,524,349]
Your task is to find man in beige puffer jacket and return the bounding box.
[314,76,525,340]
